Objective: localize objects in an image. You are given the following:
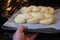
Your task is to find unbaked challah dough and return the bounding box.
[32,6,40,12]
[38,6,55,14]
[14,5,56,24]
[27,17,39,24]
[44,13,55,19]
[20,7,27,13]
[14,17,25,24]
[19,13,33,20]
[26,6,32,12]
[48,7,55,14]
[39,6,48,12]
[39,18,54,24]
[31,12,45,20]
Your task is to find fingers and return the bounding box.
[17,26,28,32]
[14,26,27,36]
[30,33,39,39]
[27,33,39,37]
[13,26,28,40]
[26,33,39,40]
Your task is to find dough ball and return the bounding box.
[39,18,54,24]
[41,10,49,14]
[31,12,45,20]
[26,6,32,12]
[39,6,48,12]
[14,18,25,24]
[15,14,22,19]
[38,6,44,8]
[20,7,27,13]
[20,13,33,20]
[21,6,32,13]
[14,14,24,20]
[32,6,40,12]
[27,17,39,24]
[48,7,55,14]
[29,5,35,7]
[44,13,55,19]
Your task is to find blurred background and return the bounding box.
[0,0,60,40]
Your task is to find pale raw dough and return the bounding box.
[14,6,55,24]
[31,12,45,20]
[14,18,25,24]
[39,18,54,24]
[15,14,22,19]
[44,13,55,19]
[25,6,32,12]
[20,13,33,20]
[21,6,32,13]
[27,17,39,24]
[39,6,50,14]
[48,7,55,14]
[32,6,40,12]
[20,7,27,13]
[39,6,48,12]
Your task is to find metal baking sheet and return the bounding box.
[2,9,60,33]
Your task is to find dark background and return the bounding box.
[0,0,60,40]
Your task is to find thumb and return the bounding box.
[26,33,39,40]
[17,26,28,32]
[30,33,39,40]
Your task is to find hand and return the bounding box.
[13,26,38,40]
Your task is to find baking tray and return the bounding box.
[2,8,60,34]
